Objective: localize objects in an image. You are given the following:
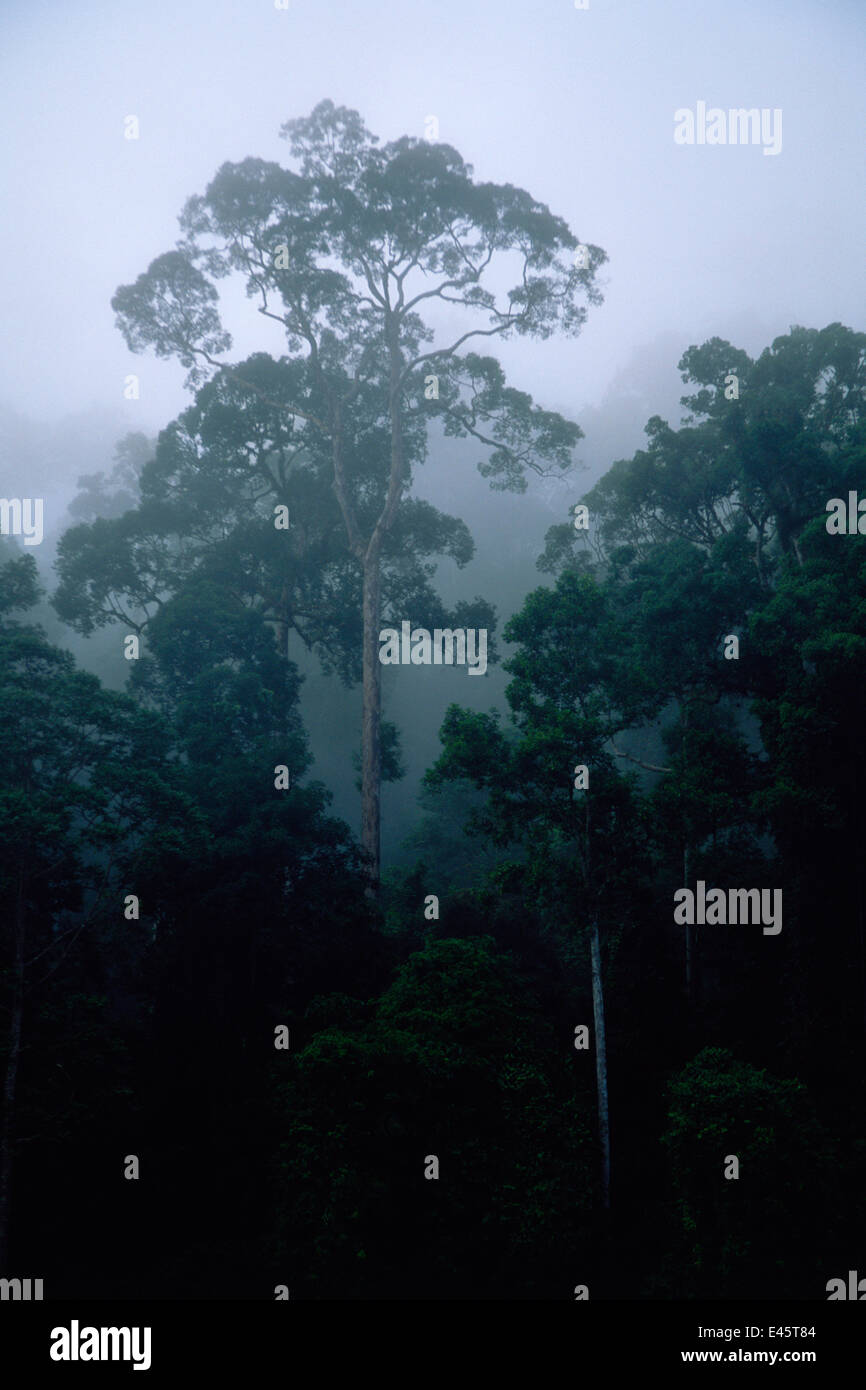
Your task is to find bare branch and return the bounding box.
[610,743,672,774]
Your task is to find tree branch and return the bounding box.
[610,743,671,774]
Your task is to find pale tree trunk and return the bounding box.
[681,701,695,1010]
[356,317,406,891]
[0,868,26,1272]
[582,799,611,1210]
[684,839,693,1008]
[858,874,866,1055]
[327,313,406,890]
[328,405,386,891]
[589,914,611,1211]
[360,553,382,887]
[277,580,290,660]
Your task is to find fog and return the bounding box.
[2,0,864,859]
[5,0,866,1319]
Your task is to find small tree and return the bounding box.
[660,1047,833,1298]
[427,570,652,1209]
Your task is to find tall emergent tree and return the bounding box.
[111,100,605,882]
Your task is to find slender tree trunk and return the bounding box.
[328,401,386,890]
[684,839,693,1009]
[0,868,26,1272]
[858,870,866,1054]
[681,701,695,1011]
[277,581,290,660]
[754,524,767,588]
[360,552,382,888]
[357,316,406,891]
[581,803,610,1210]
[589,914,611,1211]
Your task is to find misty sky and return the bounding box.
[2,0,864,455]
[1,0,865,860]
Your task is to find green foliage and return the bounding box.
[272,938,594,1298]
[657,1047,835,1298]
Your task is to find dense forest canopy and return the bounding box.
[2,100,865,1304]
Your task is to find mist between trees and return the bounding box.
[1,102,864,1300]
